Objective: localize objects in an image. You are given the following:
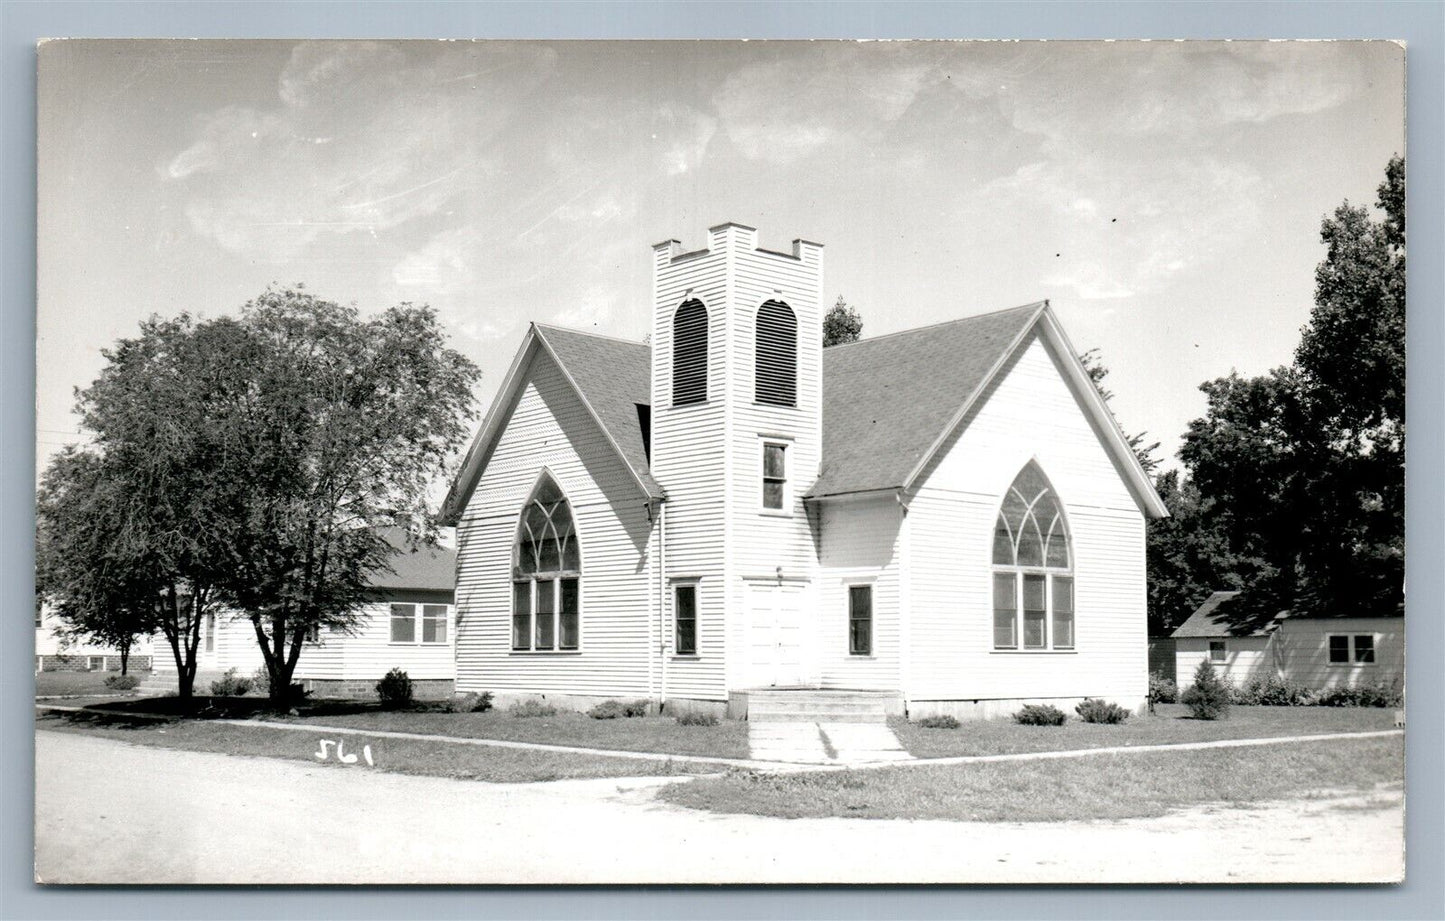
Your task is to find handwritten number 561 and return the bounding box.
[314,738,374,766]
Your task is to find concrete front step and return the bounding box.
[748,709,888,723]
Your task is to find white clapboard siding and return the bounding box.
[905,331,1148,705]
[1273,617,1404,689]
[455,347,656,700]
[302,596,457,681]
[817,497,904,689]
[1174,636,1273,687]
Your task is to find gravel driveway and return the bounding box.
[34,730,1403,885]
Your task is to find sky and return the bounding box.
[37,39,1404,478]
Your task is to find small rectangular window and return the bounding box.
[421,605,448,644]
[390,604,416,643]
[1209,640,1227,663]
[559,578,579,650]
[1052,576,1074,649]
[1353,634,1375,664]
[205,612,216,652]
[993,573,1017,649]
[762,443,787,510]
[1328,634,1350,664]
[674,584,697,655]
[848,585,873,656]
[511,582,531,651]
[535,579,556,650]
[1022,574,1046,649]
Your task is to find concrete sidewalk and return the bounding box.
[36,703,1403,772]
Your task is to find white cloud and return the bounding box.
[162,42,555,262]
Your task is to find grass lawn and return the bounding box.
[65,695,752,760]
[281,707,752,760]
[894,704,1399,759]
[35,671,142,697]
[657,734,1404,823]
[36,709,712,784]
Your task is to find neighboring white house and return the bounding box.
[441,222,1169,720]
[34,603,156,673]
[1172,590,1404,691]
[149,531,458,699]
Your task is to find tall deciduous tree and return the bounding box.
[822,295,863,347]
[215,290,479,704]
[36,315,244,697]
[1078,347,1161,476]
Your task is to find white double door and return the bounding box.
[745,581,810,688]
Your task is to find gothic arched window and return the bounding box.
[512,474,580,651]
[991,461,1074,650]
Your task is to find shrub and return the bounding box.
[375,668,414,709]
[675,710,719,726]
[1147,671,1177,711]
[623,699,653,717]
[103,674,140,690]
[1315,680,1402,708]
[588,699,628,720]
[1180,659,1230,720]
[1232,673,1310,706]
[251,666,271,696]
[915,714,960,730]
[510,699,557,718]
[1014,704,1067,726]
[210,668,253,697]
[1075,698,1130,724]
[448,692,490,713]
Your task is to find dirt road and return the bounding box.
[34,730,1403,885]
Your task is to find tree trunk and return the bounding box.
[118,636,131,676]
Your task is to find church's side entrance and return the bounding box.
[744,581,807,688]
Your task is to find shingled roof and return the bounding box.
[370,529,456,593]
[1171,591,1283,639]
[809,302,1044,498]
[533,325,661,497]
[444,300,1165,522]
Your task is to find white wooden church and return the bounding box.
[442,223,1167,719]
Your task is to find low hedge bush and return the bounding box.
[1014,704,1066,726]
[915,714,961,729]
[1231,674,1311,706]
[588,699,628,719]
[448,690,495,713]
[510,699,558,718]
[675,711,719,726]
[210,668,252,697]
[103,674,140,690]
[1314,680,1403,708]
[1075,698,1130,724]
[1147,671,1177,707]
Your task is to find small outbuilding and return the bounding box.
[1172,591,1280,687]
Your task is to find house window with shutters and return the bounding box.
[672,299,708,406]
[992,461,1074,651]
[755,300,797,407]
[511,474,581,652]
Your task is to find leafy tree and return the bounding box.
[822,295,863,347]
[1169,156,1404,623]
[1179,659,1230,720]
[1143,470,1239,635]
[213,289,479,705]
[36,315,245,696]
[1078,347,1161,477]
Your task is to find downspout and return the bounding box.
[658,498,668,707]
[646,501,656,703]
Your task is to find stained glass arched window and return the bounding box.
[992,462,1074,650]
[512,474,580,651]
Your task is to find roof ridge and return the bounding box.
[822,300,1047,353]
[533,322,649,348]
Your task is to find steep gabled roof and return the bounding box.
[371,528,457,593]
[1171,591,1283,638]
[532,324,659,497]
[809,302,1044,499]
[440,325,661,524]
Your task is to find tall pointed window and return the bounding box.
[672,299,708,406]
[512,474,581,651]
[992,462,1073,650]
[755,300,797,407]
